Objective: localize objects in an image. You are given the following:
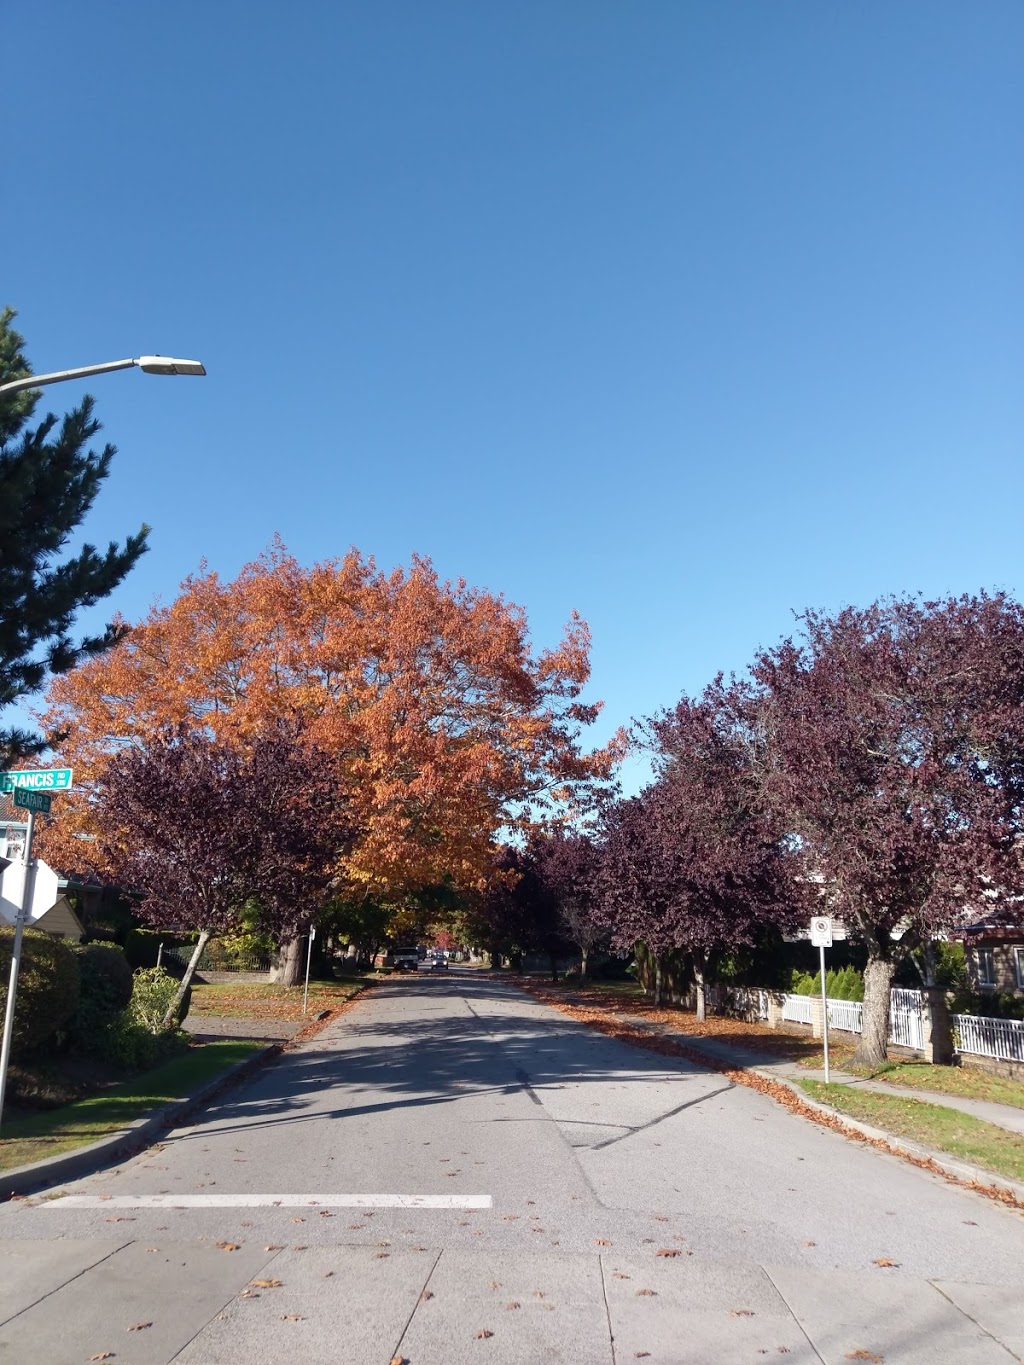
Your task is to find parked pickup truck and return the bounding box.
[392,946,420,972]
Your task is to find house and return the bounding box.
[960,917,1024,998]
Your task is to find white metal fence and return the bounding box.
[782,994,815,1025]
[954,1013,1024,1064]
[779,988,925,1049]
[164,945,272,974]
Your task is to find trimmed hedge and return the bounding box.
[68,944,134,1052]
[0,928,80,1052]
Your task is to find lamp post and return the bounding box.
[0,354,206,397]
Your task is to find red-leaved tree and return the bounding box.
[96,725,353,1020]
[598,691,803,1015]
[744,594,1024,1065]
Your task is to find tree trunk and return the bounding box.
[694,951,709,1022]
[852,952,897,1067]
[271,934,305,986]
[549,951,558,983]
[162,929,209,1029]
[580,946,589,984]
[653,955,663,1007]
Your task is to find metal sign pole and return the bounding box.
[820,941,830,1085]
[0,808,36,1129]
[302,927,315,1015]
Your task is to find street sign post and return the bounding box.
[0,769,71,1129]
[809,917,832,1082]
[303,926,317,1015]
[13,788,51,815]
[0,768,72,793]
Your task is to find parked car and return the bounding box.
[392,946,420,972]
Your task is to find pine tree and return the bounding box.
[0,309,148,761]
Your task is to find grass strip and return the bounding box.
[0,1039,261,1172]
[799,1080,1024,1183]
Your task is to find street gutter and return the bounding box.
[1,983,370,1200]
[518,982,1024,1213]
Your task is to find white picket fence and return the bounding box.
[782,994,815,1025]
[954,1013,1024,1064]
[779,988,925,1049]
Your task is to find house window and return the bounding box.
[1015,947,1024,990]
[977,947,996,988]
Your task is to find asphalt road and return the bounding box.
[2,974,1024,1364]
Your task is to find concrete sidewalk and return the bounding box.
[611,1007,1024,1136]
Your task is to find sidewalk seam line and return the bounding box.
[927,1279,1021,1360]
[759,1264,828,1364]
[0,1237,131,1329]
[391,1246,443,1360]
[165,1245,286,1364]
[598,1252,617,1365]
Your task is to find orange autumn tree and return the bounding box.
[40,542,624,956]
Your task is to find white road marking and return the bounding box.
[46,1193,492,1210]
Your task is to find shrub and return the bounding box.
[129,966,191,1032]
[0,928,80,1052]
[100,1010,189,1070]
[67,944,134,1053]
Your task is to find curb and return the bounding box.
[2,1043,278,1200]
[518,984,1024,1211]
[751,1067,1024,1208]
[1,985,370,1200]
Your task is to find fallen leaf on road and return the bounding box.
[636,1354,651,1359]
[127,1323,152,1332]
[318,1210,335,1218]
[390,1357,408,1365]
[279,1314,305,1322]
[291,1246,308,1251]
[264,1244,284,1251]
[239,1291,260,1299]
[654,1216,669,1222]
[962,1220,977,1226]
[612,1273,631,1280]
[730,1309,755,1317]
[290,1217,305,1224]
[349,1224,364,1229]
[505,1302,521,1310]
[872,1258,899,1268]
[420,1289,434,1301]
[801,1241,816,1247]
[98,1195,112,1201]
[88,1354,115,1360]
[636,1289,657,1297]
[594,1238,612,1246]
[489,1282,502,1290]
[324,1271,335,1278]
[216,1242,241,1252]
[656,1249,680,1257]
[144,1248,159,1254]
[845,1353,884,1363]
[474,1329,494,1339]
[502,1215,519,1221]
[104,1217,134,1223]
[374,1252,390,1259]
[250,1279,282,1289]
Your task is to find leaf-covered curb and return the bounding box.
[519,982,1024,1214]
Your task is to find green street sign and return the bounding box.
[0,768,73,793]
[13,788,51,814]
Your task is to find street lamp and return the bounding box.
[0,354,206,397]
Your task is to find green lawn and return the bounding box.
[800,1080,1024,1184]
[0,1039,261,1172]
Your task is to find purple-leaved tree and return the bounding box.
[598,691,803,1016]
[97,724,353,1021]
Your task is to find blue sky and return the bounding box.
[5,3,1022,792]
